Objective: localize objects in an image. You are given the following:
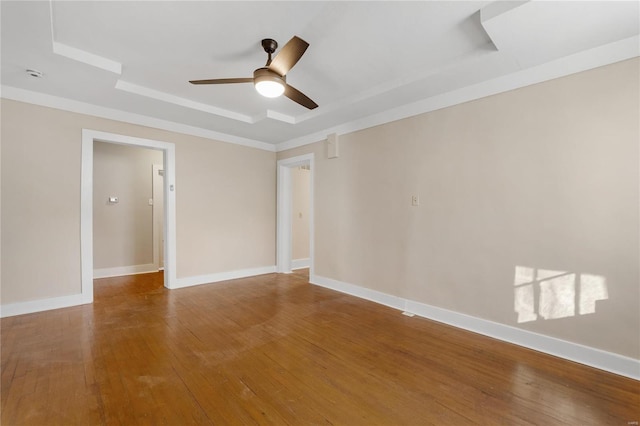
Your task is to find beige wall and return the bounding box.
[1,59,637,360]
[278,58,639,359]
[1,99,276,304]
[292,167,310,260]
[0,102,3,300]
[93,142,163,269]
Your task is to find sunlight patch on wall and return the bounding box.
[513,266,608,324]
[580,273,609,315]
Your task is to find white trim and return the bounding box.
[265,109,296,124]
[80,136,94,304]
[48,1,121,75]
[403,299,640,381]
[115,80,254,123]
[53,42,122,74]
[173,266,276,289]
[93,263,158,279]
[275,35,640,152]
[163,142,177,289]
[82,130,178,297]
[1,266,275,316]
[311,275,407,311]
[0,293,84,318]
[276,154,315,275]
[3,35,636,155]
[310,274,640,381]
[291,258,311,270]
[1,86,275,152]
[116,80,298,125]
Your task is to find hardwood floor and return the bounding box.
[1,270,638,425]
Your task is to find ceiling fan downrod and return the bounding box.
[261,39,278,66]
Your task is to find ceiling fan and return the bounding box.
[189,36,318,110]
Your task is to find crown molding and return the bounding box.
[275,34,640,152]
[115,80,254,123]
[0,86,276,152]
[115,80,298,125]
[3,35,637,155]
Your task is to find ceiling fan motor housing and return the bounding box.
[254,67,285,83]
[261,38,278,55]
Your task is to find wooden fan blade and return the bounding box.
[268,36,309,77]
[189,78,253,85]
[284,84,318,110]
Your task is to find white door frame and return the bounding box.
[277,153,314,274]
[81,129,177,303]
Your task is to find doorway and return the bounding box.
[81,129,177,304]
[291,165,311,270]
[276,154,314,275]
[92,143,163,278]
[152,164,164,271]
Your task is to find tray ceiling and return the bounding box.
[1,1,638,151]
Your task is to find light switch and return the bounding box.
[411,195,419,206]
[148,199,154,206]
[108,196,119,204]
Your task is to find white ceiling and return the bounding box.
[2,1,638,151]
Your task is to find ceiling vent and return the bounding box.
[26,69,43,78]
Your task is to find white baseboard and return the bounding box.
[291,258,311,270]
[0,265,276,318]
[0,293,86,318]
[172,265,277,289]
[310,274,640,381]
[311,274,406,310]
[94,263,158,279]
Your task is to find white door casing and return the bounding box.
[81,129,177,303]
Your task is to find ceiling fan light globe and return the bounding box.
[255,80,285,98]
[253,68,286,98]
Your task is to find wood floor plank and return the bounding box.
[1,270,638,425]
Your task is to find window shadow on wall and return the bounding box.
[513,266,608,323]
